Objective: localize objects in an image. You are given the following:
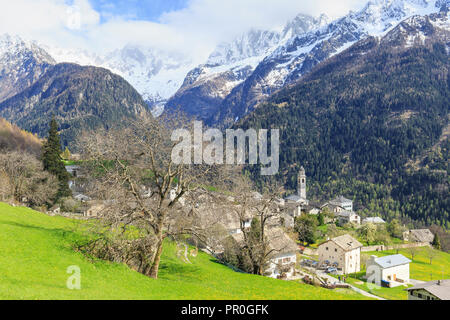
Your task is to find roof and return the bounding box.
[232,227,298,256]
[406,280,450,300]
[336,211,358,218]
[409,229,435,243]
[285,194,306,202]
[363,217,386,224]
[330,196,352,204]
[320,234,362,251]
[321,202,345,210]
[373,254,411,269]
[266,228,299,256]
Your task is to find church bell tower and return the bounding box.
[298,166,306,199]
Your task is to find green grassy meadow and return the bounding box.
[0,202,368,300]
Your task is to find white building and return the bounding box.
[318,234,362,274]
[366,254,411,287]
[362,217,386,224]
[406,280,450,300]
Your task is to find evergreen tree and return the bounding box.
[432,234,442,250]
[317,212,325,226]
[61,147,71,160]
[42,117,71,200]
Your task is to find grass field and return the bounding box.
[0,202,370,300]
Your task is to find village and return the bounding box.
[50,163,450,301]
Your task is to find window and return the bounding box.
[335,248,337,252]
[418,293,423,299]
[326,247,329,251]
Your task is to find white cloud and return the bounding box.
[0,0,366,60]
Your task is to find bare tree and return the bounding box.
[0,151,57,206]
[227,173,285,276]
[425,246,437,265]
[407,246,419,262]
[79,115,217,279]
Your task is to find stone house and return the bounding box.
[335,211,361,225]
[403,229,434,244]
[263,228,298,279]
[328,196,353,212]
[318,234,362,274]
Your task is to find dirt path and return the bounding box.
[317,271,386,300]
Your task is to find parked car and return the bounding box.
[325,267,338,274]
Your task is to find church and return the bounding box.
[284,166,309,220]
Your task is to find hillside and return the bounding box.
[0,117,41,155]
[0,63,151,147]
[239,11,449,228]
[0,202,368,300]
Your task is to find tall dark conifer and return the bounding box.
[42,117,71,200]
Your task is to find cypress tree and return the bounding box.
[42,117,71,200]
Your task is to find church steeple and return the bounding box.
[298,166,306,199]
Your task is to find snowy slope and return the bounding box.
[0,34,55,103]
[210,0,448,127]
[165,13,330,122]
[46,44,195,115]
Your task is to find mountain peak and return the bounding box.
[0,34,55,103]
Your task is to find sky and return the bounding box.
[0,0,367,60]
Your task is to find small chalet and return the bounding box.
[406,279,450,300]
[366,254,411,287]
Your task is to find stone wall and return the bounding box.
[361,242,430,252]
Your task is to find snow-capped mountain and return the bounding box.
[0,34,55,103]
[47,44,195,116]
[165,14,331,122]
[170,0,448,127]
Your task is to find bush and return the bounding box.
[60,197,81,213]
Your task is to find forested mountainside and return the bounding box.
[239,11,450,228]
[0,117,41,156]
[0,63,150,147]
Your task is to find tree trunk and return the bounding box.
[149,235,164,279]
